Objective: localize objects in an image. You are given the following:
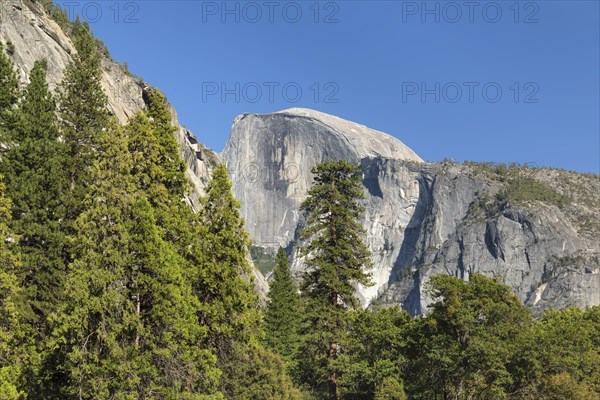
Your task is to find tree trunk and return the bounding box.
[329,341,338,399]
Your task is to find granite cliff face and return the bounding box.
[222,108,421,250]
[223,110,600,314]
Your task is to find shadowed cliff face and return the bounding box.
[222,110,599,315]
[379,164,599,315]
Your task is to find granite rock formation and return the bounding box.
[222,110,599,314]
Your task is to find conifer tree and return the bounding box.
[406,274,531,399]
[46,120,135,398]
[0,176,31,399]
[58,18,109,222]
[126,89,192,247]
[264,247,302,364]
[296,160,373,399]
[49,122,221,398]
[2,61,67,325]
[0,42,19,158]
[144,89,189,199]
[196,164,261,373]
[126,198,221,399]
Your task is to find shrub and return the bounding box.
[497,177,571,208]
[6,40,15,55]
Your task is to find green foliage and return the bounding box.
[0,43,19,126]
[464,161,534,181]
[264,247,302,364]
[536,372,598,400]
[497,176,571,208]
[374,377,407,400]
[49,123,221,398]
[32,0,70,34]
[530,307,600,395]
[1,61,67,327]
[0,177,32,400]
[220,343,303,400]
[58,18,109,223]
[464,161,572,209]
[406,274,532,399]
[127,89,193,256]
[464,193,497,222]
[197,164,261,359]
[94,38,112,60]
[338,307,410,400]
[126,95,262,392]
[297,160,373,399]
[50,4,70,33]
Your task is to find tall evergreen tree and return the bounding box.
[49,122,220,398]
[45,120,134,398]
[58,18,109,223]
[0,176,31,399]
[144,88,189,199]
[196,164,261,388]
[126,198,221,399]
[126,89,192,247]
[296,160,373,399]
[1,61,67,326]
[264,247,302,364]
[0,42,19,162]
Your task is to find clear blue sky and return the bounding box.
[55,0,599,173]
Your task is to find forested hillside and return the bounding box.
[0,2,598,399]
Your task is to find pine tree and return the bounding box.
[196,164,261,387]
[46,120,134,398]
[296,160,372,399]
[1,61,67,326]
[0,176,31,399]
[126,198,221,399]
[264,247,302,364]
[126,89,192,247]
[58,18,109,223]
[49,122,221,398]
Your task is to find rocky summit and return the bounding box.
[222,109,600,314]
[2,0,598,315]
